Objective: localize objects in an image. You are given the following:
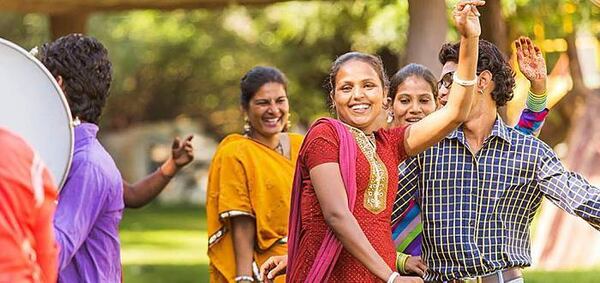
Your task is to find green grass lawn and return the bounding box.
[121,203,208,282]
[120,204,600,283]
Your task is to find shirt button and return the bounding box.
[469,220,475,226]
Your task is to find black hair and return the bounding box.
[240,66,288,109]
[39,34,113,124]
[438,39,515,106]
[389,63,438,103]
[325,52,389,108]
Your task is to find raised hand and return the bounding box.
[453,0,485,38]
[171,135,194,168]
[160,135,194,178]
[515,36,547,94]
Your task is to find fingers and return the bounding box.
[171,137,181,150]
[526,38,536,58]
[185,134,194,142]
[268,264,280,279]
[259,258,274,281]
[454,1,483,20]
[514,39,524,61]
[520,37,531,58]
[416,263,428,276]
[456,0,486,10]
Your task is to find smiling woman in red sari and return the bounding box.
[285,2,486,282]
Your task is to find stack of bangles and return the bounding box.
[526,89,548,112]
[395,252,410,274]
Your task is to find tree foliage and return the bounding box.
[83,1,409,138]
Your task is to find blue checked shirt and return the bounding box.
[391,117,600,281]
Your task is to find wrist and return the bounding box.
[387,271,400,283]
[159,158,178,178]
[396,252,410,274]
[234,275,254,282]
[461,34,480,40]
[529,80,547,96]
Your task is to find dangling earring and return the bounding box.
[243,116,251,135]
[387,111,394,124]
[284,113,292,132]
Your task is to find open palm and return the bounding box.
[515,36,547,82]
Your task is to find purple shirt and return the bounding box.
[53,123,124,282]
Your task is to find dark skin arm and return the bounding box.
[123,135,194,208]
[231,216,257,281]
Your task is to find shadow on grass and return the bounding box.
[124,263,209,283]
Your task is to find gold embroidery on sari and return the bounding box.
[346,126,389,214]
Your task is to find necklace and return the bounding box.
[344,123,388,214]
[273,142,284,155]
[245,134,285,156]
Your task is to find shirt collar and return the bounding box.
[447,115,512,145]
[74,122,99,144]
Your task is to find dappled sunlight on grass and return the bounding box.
[120,204,209,282]
[119,204,600,282]
[121,230,207,265]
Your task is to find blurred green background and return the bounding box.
[2,0,600,282]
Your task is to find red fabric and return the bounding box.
[0,128,58,283]
[288,123,407,282]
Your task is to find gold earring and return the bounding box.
[387,111,394,124]
[243,116,251,135]
[283,113,292,132]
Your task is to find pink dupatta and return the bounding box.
[287,118,358,282]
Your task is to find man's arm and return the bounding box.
[536,144,600,230]
[53,162,109,270]
[123,135,193,208]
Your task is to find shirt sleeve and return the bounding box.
[382,125,408,160]
[303,123,340,170]
[514,108,549,136]
[392,156,421,225]
[536,143,600,230]
[217,151,253,217]
[53,162,109,271]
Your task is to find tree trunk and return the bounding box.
[49,13,89,40]
[538,32,588,146]
[479,0,509,56]
[403,0,448,77]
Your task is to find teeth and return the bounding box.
[264,118,279,124]
[351,104,370,110]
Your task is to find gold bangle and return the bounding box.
[395,252,410,274]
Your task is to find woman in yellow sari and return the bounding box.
[207,66,303,283]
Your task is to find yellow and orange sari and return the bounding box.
[207,133,303,283]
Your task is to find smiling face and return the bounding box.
[392,76,437,127]
[332,60,386,133]
[245,82,289,140]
